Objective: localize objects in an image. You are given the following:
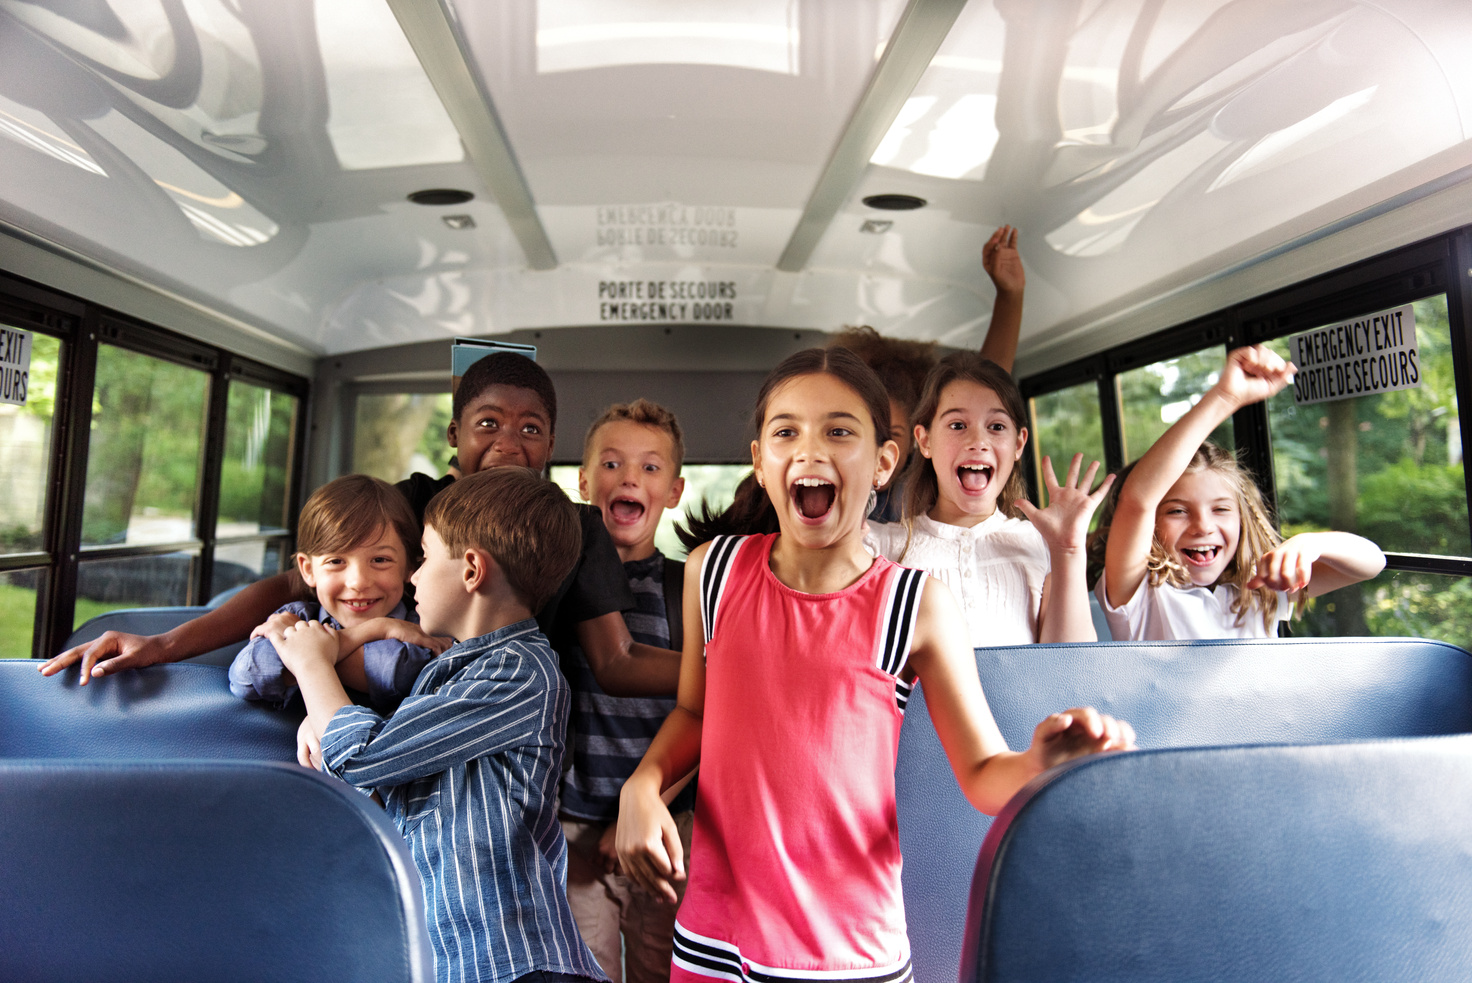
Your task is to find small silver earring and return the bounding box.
[867,487,878,515]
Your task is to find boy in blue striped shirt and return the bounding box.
[272,467,607,983]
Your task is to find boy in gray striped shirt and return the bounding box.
[272,468,608,983]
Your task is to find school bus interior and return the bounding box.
[4,2,1472,979]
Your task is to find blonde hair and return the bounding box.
[898,353,1028,560]
[1146,442,1284,630]
[296,474,420,566]
[582,399,685,471]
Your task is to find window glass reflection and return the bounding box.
[1117,349,1232,464]
[220,381,296,536]
[354,393,453,483]
[82,345,208,548]
[74,550,201,631]
[0,329,59,555]
[0,568,43,659]
[211,539,287,601]
[1029,381,1107,507]
[1267,295,1469,575]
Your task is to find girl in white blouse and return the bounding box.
[866,353,1113,646]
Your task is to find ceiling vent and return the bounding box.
[862,194,926,211]
[408,189,475,205]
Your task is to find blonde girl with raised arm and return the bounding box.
[1098,344,1386,640]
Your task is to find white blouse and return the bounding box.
[866,512,1050,647]
[1094,577,1291,641]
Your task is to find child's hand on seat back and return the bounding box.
[1027,706,1135,774]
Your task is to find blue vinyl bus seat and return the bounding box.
[0,759,432,983]
[0,661,301,760]
[65,604,248,667]
[960,737,1472,983]
[897,636,1472,983]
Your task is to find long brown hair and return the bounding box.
[899,354,1028,558]
[678,347,891,549]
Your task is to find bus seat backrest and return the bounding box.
[0,661,301,760]
[898,636,1472,983]
[66,607,248,667]
[0,759,433,983]
[961,737,1472,983]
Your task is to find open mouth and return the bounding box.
[957,464,993,493]
[1180,545,1222,566]
[609,498,645,524]
[792,477,836,520]
[340,598,381,613]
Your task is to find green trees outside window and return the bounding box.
[1267,295,1469,645]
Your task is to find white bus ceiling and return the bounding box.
[2,0,1472,382]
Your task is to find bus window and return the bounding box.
[212,380,299,597]
[81,345,208,549]
[353,392,453,483]
[0,570,44,660]
[1117,349,1233,464]
[1029,381,1107,507]
[75,550,201,621]
[1266,295,1470,643]
[551,463,750,560]
[1,330,59,659]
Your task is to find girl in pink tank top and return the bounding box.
[617,349,1135,983]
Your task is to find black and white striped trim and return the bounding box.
[673,922,913,983]
[700,535,746,645]
[894,679,914,712]
[874,566,925,701]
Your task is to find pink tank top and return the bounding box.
[672,534,925,983]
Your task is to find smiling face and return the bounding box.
[447,384,555,476]
[914,379,1027,526]
[751,372,898,551]
[296,525,407,628]
[580,420,685,562]
[1155,469,1243,586]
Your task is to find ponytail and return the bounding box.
[676,472,778,551]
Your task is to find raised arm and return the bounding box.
[908,577,1133,815]
[1017,453,1115,642]
[1103,344,1295,609]
[1247,530,1386,597]
[617,540,710,901]
[977,225,1025,372]
[40,568,304,683]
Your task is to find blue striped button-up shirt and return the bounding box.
[321,619,606,983]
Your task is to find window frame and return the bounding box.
[1020,229,1472,581]
[0,271,309,659]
